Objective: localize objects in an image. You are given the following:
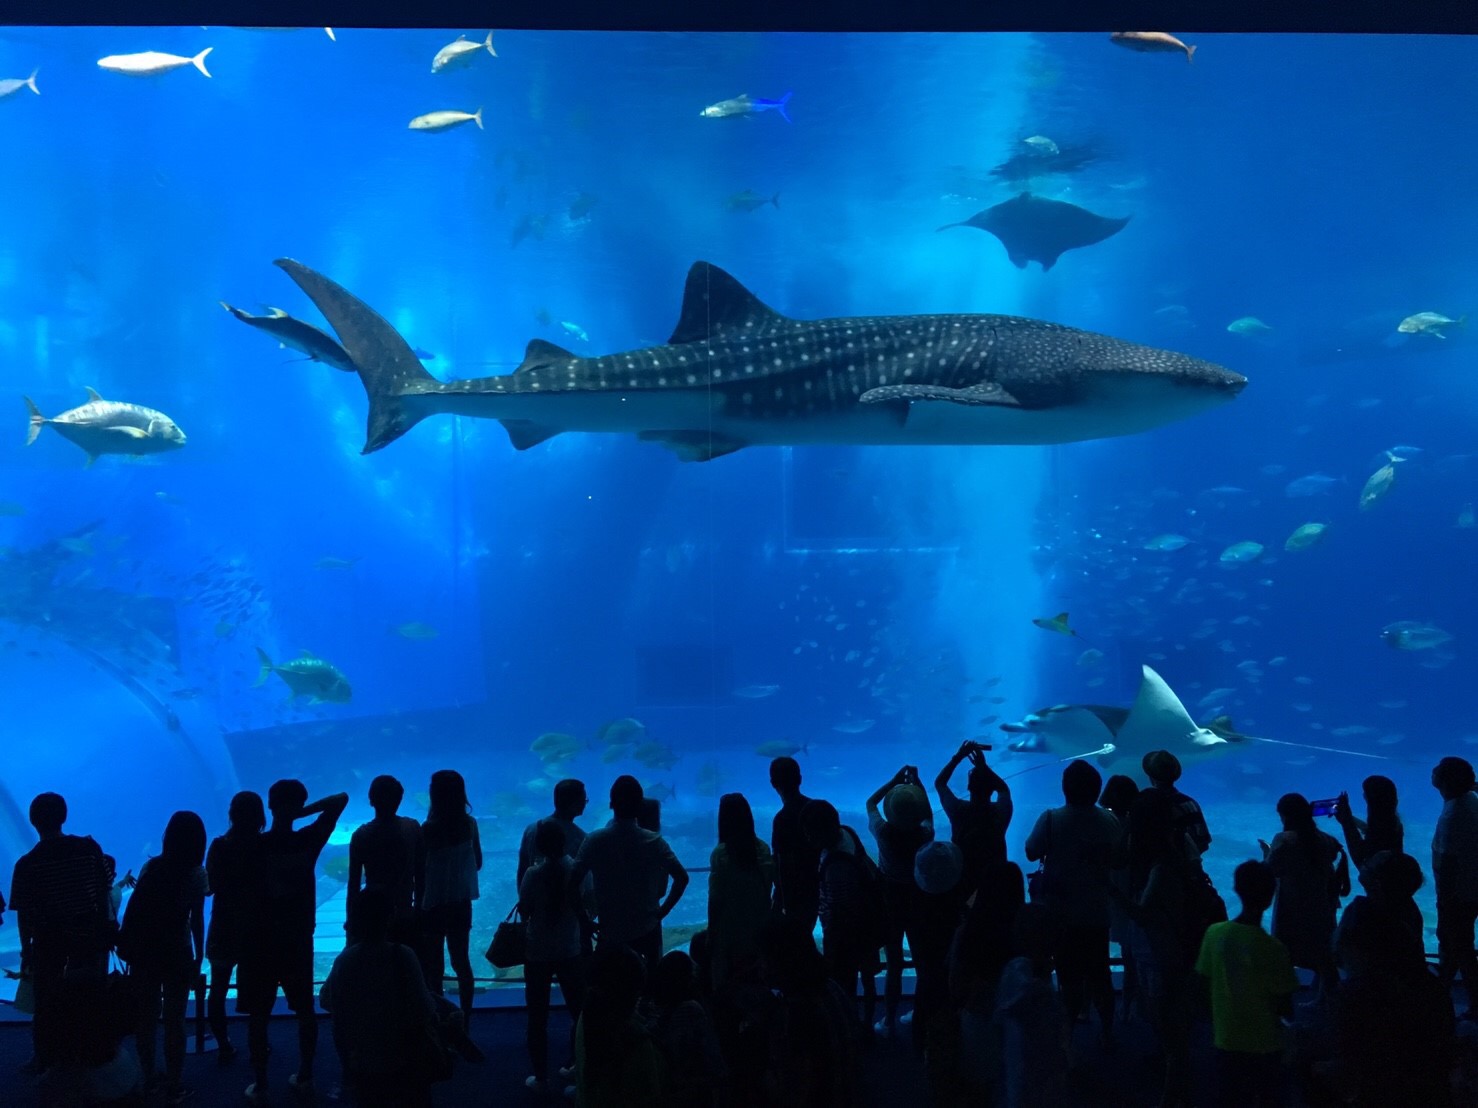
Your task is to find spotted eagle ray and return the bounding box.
[999,664,1387,778]
[271,258,1244,459]
[939,192,1131,271]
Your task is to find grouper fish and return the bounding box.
[270,258,1246,460]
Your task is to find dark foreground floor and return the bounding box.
[0,998,1248,1108]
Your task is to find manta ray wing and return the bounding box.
[1112,665,1231,768]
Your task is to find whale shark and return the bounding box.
[999,664,1388,778]
[272,258,1245,459]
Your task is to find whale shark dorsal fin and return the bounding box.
[84,387,103,403]
[1114,665,1214,761]
[517,338,577,372]
[668,261,786,345]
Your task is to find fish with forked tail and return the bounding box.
[265,258,1246,460]
[701,92,792,121]
[255,647,351,703]
[25,388,186,465]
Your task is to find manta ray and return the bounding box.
[939,192,1131,271]
[269,259,1243,458]
[998,664,1387,778]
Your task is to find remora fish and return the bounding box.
[221,302,357,372]
[25,388,187,465]
[270,259,1247,459]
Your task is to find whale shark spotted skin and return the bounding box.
[1000,665,1239,778]
[272,259,1246,459]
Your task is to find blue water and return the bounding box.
[0,28,1474,976]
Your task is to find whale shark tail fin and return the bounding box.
[273,259,438,453]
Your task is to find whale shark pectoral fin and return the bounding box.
[499,420,561,451]
[859,382,1021,407]
[667,261,788,344]
[639,430,746,462]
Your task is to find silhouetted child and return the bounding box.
[756,914,858,1108]
[1262,792,1348,1005]
[800,798,880,1035]
[1195,859,1296,1108]
[576,945,663,1106]
[993,903,1068,1108]
[651,951,727,1106]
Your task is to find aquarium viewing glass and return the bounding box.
[0,26,1473,991]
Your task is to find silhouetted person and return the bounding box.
[866,765,933,1036]
[123,810,207,1105]
[934,741,1013,895]
[650,951,727,1106]
[707,792,775,990]
[575,945,663,1106]
[518,779,588,887]
[242,780,349,1104]
[801,798,879,1033]
[521,819,586,1094]
[1333,849,1426,981]
[637,797,662,834]
[1195,860,1295,1108]
[320,888,439,1108]
[1324,850,1453,1106]
[1099,773,1140,1022]
[1024,759,1120,1051]
[570,776,689,972]
[993,903,1068,1108]
[768,757,820,934]
[8,792,112,1073]
[910,842,966,1079]
[1111,794,1194,1107]
[756,914,858,1108]
[1431,755,1478,1019]
[950,862,1025,1093]
[421,769,482,1025]
[1262,792,1347,1004]
[206,791,264,1064]
[349,775,425,945]
[1333,774,1404,871]
[1127,750,1211,895]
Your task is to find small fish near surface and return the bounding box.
[98,49,213,78]
[700,92,792,121]
[1284,522,1327,551]
[266,257,1246,459]
[409,107,483,133]
[727,189,780,213]
[1381,621,1453,652]
[221,302,357,372]
[755,740,807,758]
[0,69,39,99]
[255,647,352,703]
[25,388,186,466]
[939,193,1131,272]
[431,31,495,74]
[393,621,438,640]
[1110,32,1197,62]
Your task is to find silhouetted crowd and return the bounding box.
[3,745,1478,1106]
